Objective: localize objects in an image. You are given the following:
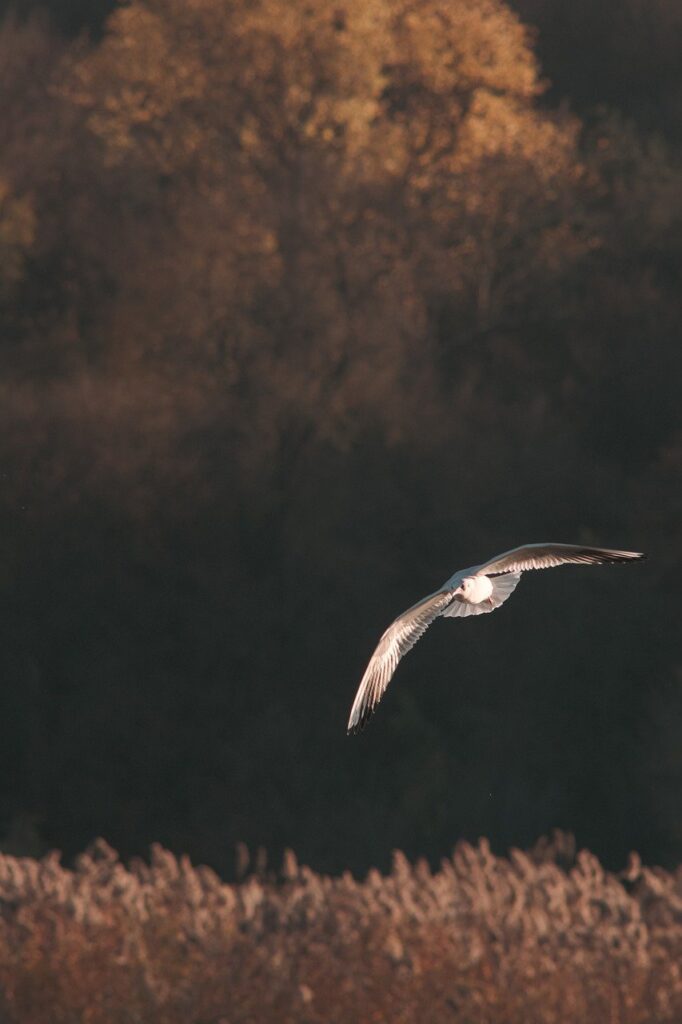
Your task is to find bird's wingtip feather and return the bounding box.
[347,702,374,735]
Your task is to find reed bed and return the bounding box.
[1,832,681,1023]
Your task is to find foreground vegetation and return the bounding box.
[1,832,681,1023]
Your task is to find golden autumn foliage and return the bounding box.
[44,0,592,458]
[67,0,544,171]
[0,182,35,296]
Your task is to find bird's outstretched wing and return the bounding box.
[475,543,644,577]
[347,589,453,734]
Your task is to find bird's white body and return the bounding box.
[347,542,645,733]
[456,575,493,604]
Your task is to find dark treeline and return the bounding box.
[0,0,679,877]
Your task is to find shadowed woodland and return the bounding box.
[0,0,680,891]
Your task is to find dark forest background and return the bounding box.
[0,0,679,878]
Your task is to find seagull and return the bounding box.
[347,543,645,733]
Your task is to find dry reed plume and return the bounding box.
[1,832,681,1023]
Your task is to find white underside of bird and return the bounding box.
[347,542,645,734]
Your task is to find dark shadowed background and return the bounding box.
[0,0,679,877]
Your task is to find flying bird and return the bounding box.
[347,543,645,734]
